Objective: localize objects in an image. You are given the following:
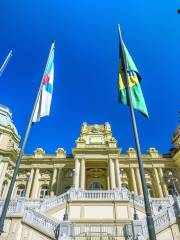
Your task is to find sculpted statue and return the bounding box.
[81,122,88,133]
[105,122,111,132]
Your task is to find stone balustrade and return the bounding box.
[154,206,176,234]
[23,207,177,240]
[73,223,124,237]
[125,206,177,239]
[151,196,174,207]
[24,199,45,210]
[0,189,178,239]
[38,188,130,212]
[40,192,68,212]
[0,188,175,215]
[23,209,58,238]
[70,188,129,201]
[0,198,25,216]
[24,209,125,239]
[129,193,144,207]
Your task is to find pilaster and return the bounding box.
[109,159,116,189]
[135,168,143,195]
[0,161,8,189]
[175,169,180,193]
[26,168,34,198]
[31,168,40,198]
[130,167,138,194]
[56,168,62,195]
[2,179,10,198]
[50,168,57,196]
[80,159,85,189]
[153,168,164,198]
[158,168,168,197]
[74,158,80,189]
[115,159,121,188]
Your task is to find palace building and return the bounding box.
[0,104,180,240]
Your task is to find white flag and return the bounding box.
[32,48,54,122]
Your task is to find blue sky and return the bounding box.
[0,0,179,154]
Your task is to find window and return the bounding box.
[40,185,49,198]
[16,185,25,197]
[89,182,103,190]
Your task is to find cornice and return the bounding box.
[72,147,121,155]
[0,125,20,143]
[0,149,19,161]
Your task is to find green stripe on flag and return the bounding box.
[118,41,149,118]
[118,82,149,117]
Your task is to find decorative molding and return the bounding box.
[34,148,45,157]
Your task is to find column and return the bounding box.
[80,159,85,189]
[12,182,17,198]
[31,168,40,198]
[115,159,121,188]
[158,168,168,197]
[109,159,116,189]
[135,168,143,195]
[74,158,80,189]
[107,175,110,190]
[26,169,34,198]
[2,179,10,198]
[130,168,138,194]
[153,168,163,198]
[0,162,8,187]
[56,168,62,195]
[50,168,57,196]
[176,168,180,193]
[176,169,180,183]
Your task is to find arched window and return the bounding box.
[16,185,25,197]
[89,182,103,190]
[40,185,49,198]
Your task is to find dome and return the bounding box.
[0,104,19,136]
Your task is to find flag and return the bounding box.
[32,47,54,122]
[118,41,149,117]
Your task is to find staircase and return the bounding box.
[0,188,178,239]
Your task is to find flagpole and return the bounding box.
[0,51,13,77]
[118,25,156,240]
[0,41,55,235]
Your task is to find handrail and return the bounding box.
[154,206,176,234]
[0,189,174,215]
[23,209,57,238]
[23,207,177,239]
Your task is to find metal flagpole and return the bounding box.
[118,25,156,240]
[0,41,55,235]
[0,51,13,77]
